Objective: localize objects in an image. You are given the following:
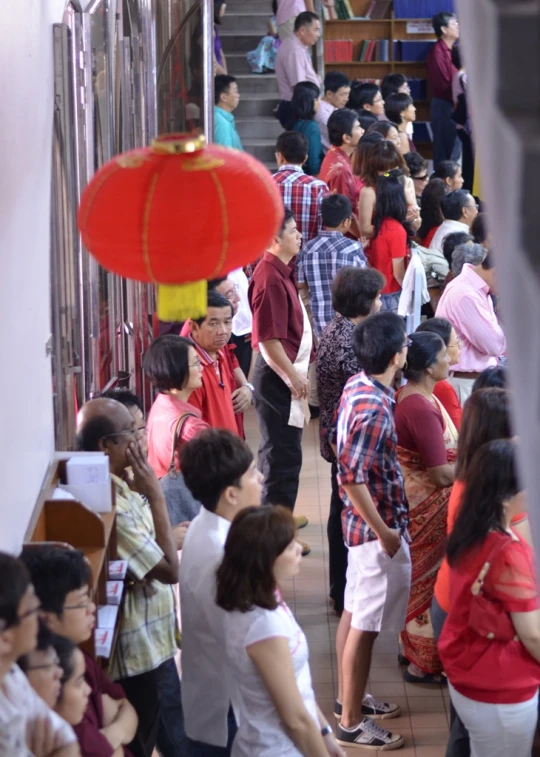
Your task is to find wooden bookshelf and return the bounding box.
[23,453,120,664]
[324,0,437,156]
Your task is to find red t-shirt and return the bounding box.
[438,531,540,704]
[147,393,208,478]
[74,652,133,757]
[395,393,448,468]
[369,218,408,294]
[433,379,462,430]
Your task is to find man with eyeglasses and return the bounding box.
[75,397,182,757]
[333,313,411,752]
[429,189,479,256]
[20,545,138,757]
[0,552,79,757]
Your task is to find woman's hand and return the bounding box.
[324,733,346,757]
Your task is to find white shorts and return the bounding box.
[344,536,412,632]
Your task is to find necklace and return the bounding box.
[409,381,438,407]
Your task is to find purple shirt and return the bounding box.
[275,33,319,101]
[276,0,307,26]
[427,39,457,103]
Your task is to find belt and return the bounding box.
[453,371,481,379]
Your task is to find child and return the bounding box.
[246,5,280,73]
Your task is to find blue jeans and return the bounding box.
[186,707,237,757]
[157,657,189,757]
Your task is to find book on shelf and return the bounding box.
[395,39,434,62]
[357,39,389,62]
[393,0,455,18]
[368,0,392,19]
[324,39,353,62]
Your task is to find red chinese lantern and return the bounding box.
[78,133,283,320]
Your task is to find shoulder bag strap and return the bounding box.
[168,412,198,478]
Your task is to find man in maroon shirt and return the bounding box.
[320,109,364,239]
[427,11,460,168]
[249,209,313,551]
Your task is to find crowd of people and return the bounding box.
[2,7,540,757]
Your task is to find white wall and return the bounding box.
[0,0,69,553]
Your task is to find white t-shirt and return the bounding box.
[0,665,76,756]
[223,599,318,757]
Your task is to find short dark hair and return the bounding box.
[416,317,453,347]
[384,93,413,125]
[216,506,296,612]
[432,11,456,38]
[276,131,308,164]
[324,71,350,94]
[280,207,295,235]
[180,429,254,512]
[403,331,445,383]
[471,212,488,245]
[327,108,358,147]
[352,312,406,375]
[441,231,473,266]
[448,439,519,566]
[193,290,233,326]
[214,75,236,105]
[143,335,195,393]
[294,10,319,31]
[367,120,399,139]
[358,113,378,132]
[99,389,144,413]
[293,80,320,98]
[417,178,448,240]
[291,83,319,121]
[76,414,117,452]
[321,194,352,228]
[207,277,228,291]
[455,388,511,480]
[347,82,380,110]
[53,633,78,693]
[404,151,428,178]
[362,140,405,188]
[20,547,91,616]
[381,73,407,100]
[18,620,55,672]
[332,267,385,319]
[433,160,461,182]
[0,553,31,631]
[440,189,472,221]
[472,366,507,392]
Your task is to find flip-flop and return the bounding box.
[404,670,448,685]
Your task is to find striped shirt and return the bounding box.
[272,165,329,244]
[108,476,178,680]
[296,231,366,337]
[337,371,408,547]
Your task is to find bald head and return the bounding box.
[77,398,132,434]
[76,398,136,477]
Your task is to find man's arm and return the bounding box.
[259,339,309,399]
[454,294,506,357]
[125,439,179,584]
[100,695,138,750]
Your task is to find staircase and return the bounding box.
[220,0,282,168]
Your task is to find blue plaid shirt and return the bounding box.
[296,231,366,337]
[337,371,408,547]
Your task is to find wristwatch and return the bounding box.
[243,382,255,394]
[321,725,333,737]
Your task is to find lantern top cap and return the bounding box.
[151,133,206,155]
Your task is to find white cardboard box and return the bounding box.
[97,604,119,629]
[95,628,114,658]
[106,581,124,606]
[108,560,128,580]
[66,455,109,485]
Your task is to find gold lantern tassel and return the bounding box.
[157,281,208,321]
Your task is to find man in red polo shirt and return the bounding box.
[182,291,252,434]
[249,209,313,552]
[320,109,364,239]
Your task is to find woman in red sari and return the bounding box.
[394,331,457,683]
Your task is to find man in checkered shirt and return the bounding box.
[333,312,412,752]
[272,131,329,244]
[296,194,366,338]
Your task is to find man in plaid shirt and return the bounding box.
[273,131,329,244]
[297,194,366,338]
[333,312,412,752]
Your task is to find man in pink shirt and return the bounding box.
[436,250,506,404]
[276,0,314,41]
[275,11,321,127]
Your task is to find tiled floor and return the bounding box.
[245,410,451,757]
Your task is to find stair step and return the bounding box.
[241,139,277,163]
[236,116,282,140]
[222,0,269,10]
[221,32,263,53]
[235,94,279,118]
[227,53,254,75]
[235,73,279,95]
[221,12,271,33]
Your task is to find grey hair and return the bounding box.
[451,242,486,276]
